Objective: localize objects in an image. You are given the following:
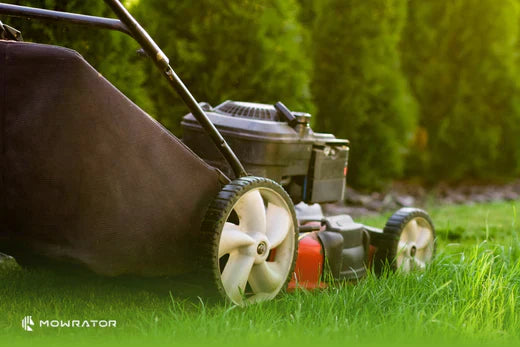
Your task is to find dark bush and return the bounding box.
[311,0,417,189]
[401,0,520,182]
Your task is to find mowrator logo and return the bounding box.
[22,316,34,332]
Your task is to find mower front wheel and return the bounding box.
[198,176,298,305]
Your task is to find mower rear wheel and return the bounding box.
[374,208,435,274]
[198,176,298,305]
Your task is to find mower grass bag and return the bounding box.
[0,40,223,277]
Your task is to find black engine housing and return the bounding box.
[182,100,349,204]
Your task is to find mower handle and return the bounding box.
[0,3,130,34]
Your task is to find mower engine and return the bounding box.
[182,100,349,204]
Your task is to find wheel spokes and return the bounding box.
[397,241,408,255]
[416,226,433,249]
[266,202,291,248]
[403,219,419,242]
[221,253,255,304]
[248,261,283,293]
[219,223,256,257]
[401,257,411,272]
[234,190,266,235]
[415,246,433,261]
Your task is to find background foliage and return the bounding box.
[401,0,520,183]
[311,0,416,189]
[4,0,520,190]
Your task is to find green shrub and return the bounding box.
[311,0,417,190]
[401,0,520,182]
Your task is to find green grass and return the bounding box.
[2,201,520,346]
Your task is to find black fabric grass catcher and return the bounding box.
[0,40,224,276]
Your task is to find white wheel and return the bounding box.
[395,216,435,272]
[199,177,297,305]
[374,208,435,274]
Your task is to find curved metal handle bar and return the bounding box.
[0,3,130,34]
[0,1,248,178]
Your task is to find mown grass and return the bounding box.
[1,200,520,346]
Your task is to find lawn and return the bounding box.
[1,200,520,346]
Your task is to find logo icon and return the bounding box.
[22,316,34,332]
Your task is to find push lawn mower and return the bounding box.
[0,1,436,305]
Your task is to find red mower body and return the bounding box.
[288,234,327,291]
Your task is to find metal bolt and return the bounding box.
[257,242,267,255]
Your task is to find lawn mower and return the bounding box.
[0,0,436,305]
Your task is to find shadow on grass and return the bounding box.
[0,256,206,306]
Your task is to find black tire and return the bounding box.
[197,176,298,305]
[373,208,435,275]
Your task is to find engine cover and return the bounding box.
[182,100,349,203]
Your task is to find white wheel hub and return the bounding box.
[396,217,434,272]
[218,188,295,304]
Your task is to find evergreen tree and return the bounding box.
[296,0,316,79]
[134,0,312,133]
[312,0,417,189]
[297,0,317,30]
[401,0,520,181]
